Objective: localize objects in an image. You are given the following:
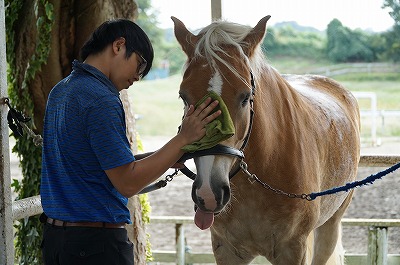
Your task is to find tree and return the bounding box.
[135,0,186,76]
[136,0,164,68]
[381,25,400,62]
[262,24,326,59]
[383,0,400,25]
[382,0,400,61]
[6,0,149,264]
[326,19,375,62]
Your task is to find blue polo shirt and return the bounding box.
[40,60,135,223]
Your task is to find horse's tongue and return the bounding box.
[194,208,214,230]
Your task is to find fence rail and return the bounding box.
[149,216,400,265]
[308,63,400,77]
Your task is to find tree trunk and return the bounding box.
[30,0,139,134]
[121,90,147,265]
[11,0,147,263]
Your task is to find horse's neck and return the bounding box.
[250,67,300,154]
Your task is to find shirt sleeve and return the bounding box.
[85,95,135,170]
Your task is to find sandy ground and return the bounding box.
[140,136,400,259]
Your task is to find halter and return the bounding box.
[178,71,256,180]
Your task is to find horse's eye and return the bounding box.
[242,93,251,106]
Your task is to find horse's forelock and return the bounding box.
[192,20,267,89]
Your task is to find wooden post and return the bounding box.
[0,1,14,264]
[367,226,388,265]
[176,223,185,265]
[211,0,222,22]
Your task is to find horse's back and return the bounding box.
[282,74,360,225]
[283,74,360,123]
[282,74,360,152]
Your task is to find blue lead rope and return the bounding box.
[308,161,400,200]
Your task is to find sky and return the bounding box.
[150,0,394,32]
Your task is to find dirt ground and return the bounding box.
[142,136,400,258]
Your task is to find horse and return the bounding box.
[172,15,360,265]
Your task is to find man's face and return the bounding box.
[110,49,145,91]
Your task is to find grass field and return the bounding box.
[128,75,184,136]
[128,58,400,139]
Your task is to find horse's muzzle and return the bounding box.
[191,178,231,213]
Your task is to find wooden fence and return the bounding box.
[148,216,400,265]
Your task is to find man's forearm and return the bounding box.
[134,151,155,160]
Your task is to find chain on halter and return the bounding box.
[239,161,313,201]
[240,159,400,201]
[138,169,180,194]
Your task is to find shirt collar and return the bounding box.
[72,60,119,95]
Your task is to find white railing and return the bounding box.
[308,63,400,77]
[353,92,378,145]
[148,216,400,265]
[351,92,400,146]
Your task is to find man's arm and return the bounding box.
[105,98,220,197]
[134,152,154,160]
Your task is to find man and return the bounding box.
[40,19,220,265]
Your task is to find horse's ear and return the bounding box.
[171,16,199,58]
[243,15,271,57]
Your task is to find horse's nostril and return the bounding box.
[198,197,206,206]
[221,185,231,205]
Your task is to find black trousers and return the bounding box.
[41,223,134,265]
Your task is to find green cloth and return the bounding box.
[182,91,235,152]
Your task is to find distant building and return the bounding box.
[144,60,170,80]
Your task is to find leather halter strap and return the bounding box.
[178,144,245,180]
[179,144,244,162]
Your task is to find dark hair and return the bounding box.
[80,19,154,78]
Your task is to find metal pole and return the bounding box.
[211,0,222,22]
[370,93,378,146]
[12,195,43,221]
[0,1,14,264]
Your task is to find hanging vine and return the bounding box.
[5,0,54,264]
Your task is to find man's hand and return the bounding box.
[178,97,221,145]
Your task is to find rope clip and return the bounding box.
[4,98,31,138]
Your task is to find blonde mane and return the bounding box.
[193,19,268,89]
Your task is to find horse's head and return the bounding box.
[172,16,270,229]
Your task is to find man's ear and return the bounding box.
[113,37,126,53]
